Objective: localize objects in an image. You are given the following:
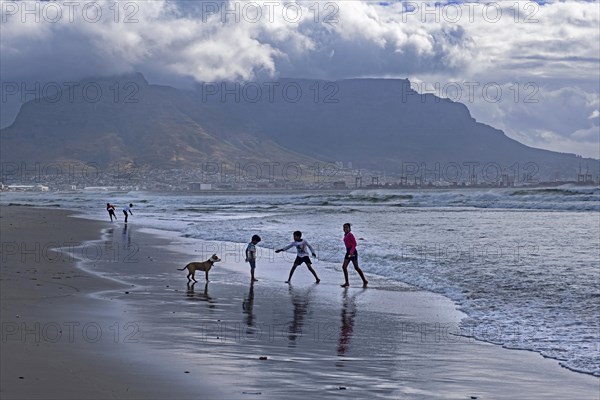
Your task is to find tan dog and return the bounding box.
[178,254,221,282]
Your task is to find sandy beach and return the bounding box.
[1,205,598,399]
[0,207,234,399]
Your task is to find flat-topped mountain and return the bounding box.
[1,73,596,181]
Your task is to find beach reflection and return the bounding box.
[337,288,364,356]
[186,282,216,308]
[104,226,131,256]
[242,282,255,328]
[287,285,314,347]
[104,227,115,253]
[121,224,131,249]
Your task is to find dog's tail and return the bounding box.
[177,266,187,271]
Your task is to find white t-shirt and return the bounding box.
[281,239,315,258]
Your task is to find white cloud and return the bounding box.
[1,0,598,157]
[511,127,599,159]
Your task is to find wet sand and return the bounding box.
[1,206,598,399]
[0,207,235,399]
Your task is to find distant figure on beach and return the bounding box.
[245,234,261,282]
[122,203,133,223]
[340,223,368,288]
[275,231,320,284]
[106,203,117,222]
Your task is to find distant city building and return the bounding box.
[83,187,119,191]
[4,184,49,191]
[189,182,213,191]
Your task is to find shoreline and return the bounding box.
[86,223,600,398]
[2,206,599,399]
[79,217,600,380]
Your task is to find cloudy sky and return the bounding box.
[1,0,599,157]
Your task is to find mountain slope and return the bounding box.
[1,73,597,181]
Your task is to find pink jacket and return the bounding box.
[343,232,357,255]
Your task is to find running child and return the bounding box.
[123,203,133,223]
[106,203,117,222]
[340,223,368,287]
[275,231,320,284]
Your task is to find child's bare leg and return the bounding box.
[341,258,350,287]
[307,263,320,283]
[250,261,258,281]
[286,264,299,283]
[352,259,368,286]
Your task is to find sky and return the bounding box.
[1,0,599,158]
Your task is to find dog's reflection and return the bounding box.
[186,282,216,308]
[287,285,314,347]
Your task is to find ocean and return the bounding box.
[2,185,599,376]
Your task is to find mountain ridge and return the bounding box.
[1,73,597,181]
